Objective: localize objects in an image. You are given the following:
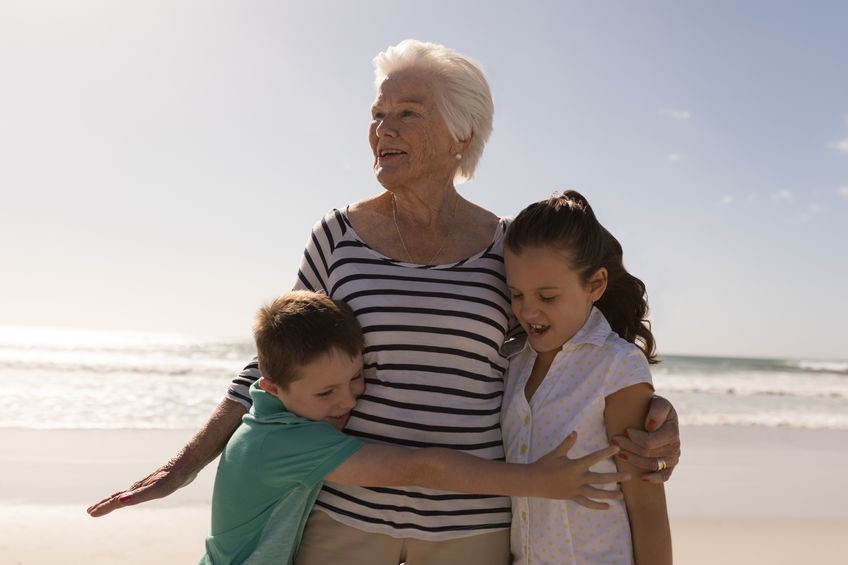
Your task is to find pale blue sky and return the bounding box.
[2,0,846,359]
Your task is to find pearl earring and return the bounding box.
[455,153,462,160]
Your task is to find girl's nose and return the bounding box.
[519,300,537,321]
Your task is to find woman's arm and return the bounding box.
[611,394,681,483]
[606,383,672,564]
[87,397,247,517]
[325,432,630,508]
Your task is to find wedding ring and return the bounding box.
[655,457,668,472]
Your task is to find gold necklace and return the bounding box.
[390,193,457,265]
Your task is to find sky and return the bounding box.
[1,0,846,360]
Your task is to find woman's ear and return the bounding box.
[453,131,474,156]
[588,268,608,301]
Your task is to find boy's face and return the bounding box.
[262,347,365,430]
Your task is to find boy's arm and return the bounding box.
[325,433,629,507]
[606,383,672,565]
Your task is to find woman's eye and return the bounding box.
[540,296,556,303]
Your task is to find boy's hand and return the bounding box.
[530,431,629,509]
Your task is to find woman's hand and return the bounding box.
[611,394,681,483]
[86,397,247,517]
[86,462,196,517]
[529,431,630,509]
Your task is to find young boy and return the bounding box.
[201,290,626,564]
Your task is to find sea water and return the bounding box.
[1,326,846,430]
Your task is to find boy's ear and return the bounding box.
[589,268,608,301]
[258,377,279,396]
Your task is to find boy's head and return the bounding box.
[253,291,365,429]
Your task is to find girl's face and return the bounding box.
[504,245,607,359]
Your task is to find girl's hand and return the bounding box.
[530,431,630,509]
[611,394,681,483]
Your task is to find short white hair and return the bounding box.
[373,39,494,183]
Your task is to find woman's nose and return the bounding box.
[375,117,396,137]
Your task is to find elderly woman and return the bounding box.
[88,40,680,564]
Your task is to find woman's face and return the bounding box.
[369,68,460,191]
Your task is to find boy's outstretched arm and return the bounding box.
[87,397,247,517]
[325,432,629,508]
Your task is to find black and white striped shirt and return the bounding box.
[228,208,516,540]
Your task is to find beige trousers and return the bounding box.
[294,508,511,565]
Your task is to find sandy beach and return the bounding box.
[1,426,846,564]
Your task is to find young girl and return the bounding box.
[502,190,672,564]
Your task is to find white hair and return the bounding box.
[373,39,494,184]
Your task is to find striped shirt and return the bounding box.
[227,208,516,541]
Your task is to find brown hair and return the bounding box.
[253,290,365,388]
[505,190,658,363]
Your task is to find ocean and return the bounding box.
[2,326,846,430]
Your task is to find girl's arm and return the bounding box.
[325,433,629,507]
[606,383,672,564]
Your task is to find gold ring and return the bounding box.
[656,457,667,472]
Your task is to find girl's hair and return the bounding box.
[373,39,494,184]
[505,190,658,363]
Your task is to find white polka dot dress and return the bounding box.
[501,308,652,564]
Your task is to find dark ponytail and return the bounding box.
[505,190,658,363]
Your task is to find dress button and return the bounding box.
[520,444,527,455]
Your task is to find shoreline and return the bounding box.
[2,426,846,563]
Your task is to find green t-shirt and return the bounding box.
[201,382,363,564]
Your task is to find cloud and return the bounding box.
[839,186,848,198]
[773,189,794,202]
[832,138,848,153]
[660,108,691,121]
[720,195,734,205]
[666,153,682,162]
[799,204,826,223]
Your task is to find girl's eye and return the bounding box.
[317,389,334,398]
[510,293,523,300]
